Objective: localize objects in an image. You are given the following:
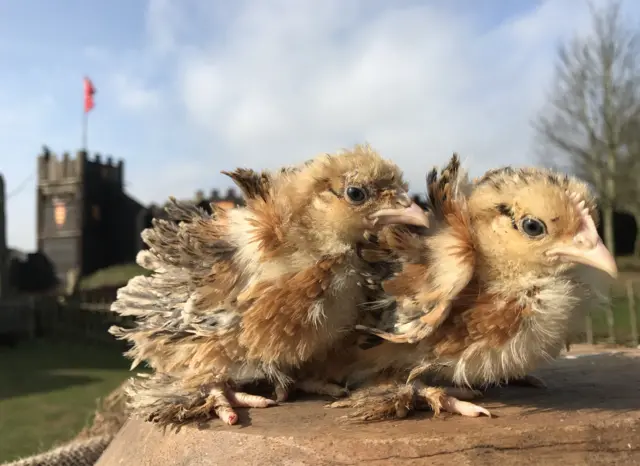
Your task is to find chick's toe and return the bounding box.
[439,395,492,418]
[213,387,277,425]
[414,381,491,418]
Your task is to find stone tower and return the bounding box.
[36,147,145,285]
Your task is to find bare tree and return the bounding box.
[617,117,640,255]
[534,1,640,257]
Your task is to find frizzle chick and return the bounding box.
[315,156,617,420]
[109,144,428,426]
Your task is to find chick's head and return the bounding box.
[468,167,617,280]
[295,144,428,251]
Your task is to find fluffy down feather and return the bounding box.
[317,156,618,421]
[109,144,428,426]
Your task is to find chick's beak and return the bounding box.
[548,240,617,278]
[547,231,618,279]
[367,196,429,228]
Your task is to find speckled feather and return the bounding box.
[356,154,476,341]
[109,145,414,426]
[317,158,612,421]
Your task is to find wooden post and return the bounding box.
[585,311,594,345]
[626,280,639,347]
[605,286,616,345]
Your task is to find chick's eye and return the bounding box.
[520,217,546,238]
[345,186,367,204]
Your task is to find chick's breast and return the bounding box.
[238,258,363,368]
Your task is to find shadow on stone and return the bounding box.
[481,352,640,414]
[97,350,640,466]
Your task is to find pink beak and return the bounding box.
[547,239,618,278]
[368,202,430,228]
[546,197,618,278]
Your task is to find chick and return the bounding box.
[318,156,618,420]
[109,144,428,426]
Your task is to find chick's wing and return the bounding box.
[356,154,476,344]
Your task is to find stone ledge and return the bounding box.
[97,350,640,466]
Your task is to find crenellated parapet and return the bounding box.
[37,147,123,190]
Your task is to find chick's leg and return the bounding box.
[444,386,484,400]
[275,379,348,402]
[296,379,349,398]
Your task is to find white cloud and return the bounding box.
[82,45,110,63]
[134,0,633,193]
[145,0,192,57]
[5,0,639,252]
[112,73,160,112]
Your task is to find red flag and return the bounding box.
[84,77,96,113]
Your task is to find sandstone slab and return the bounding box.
[97,347,640,465]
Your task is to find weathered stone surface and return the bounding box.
[97,347,640,466]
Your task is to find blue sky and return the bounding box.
[1,0,638,251]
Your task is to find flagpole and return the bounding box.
[82,110,88,153]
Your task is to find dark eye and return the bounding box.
[520,217,546,238]
[345,186,367,204]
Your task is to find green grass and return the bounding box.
[79,263,151,290]
[588,294,640,344]
[617,256,640,273]
[0,339,131,463]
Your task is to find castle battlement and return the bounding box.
[38,147,124,187]
[191,188,242,205]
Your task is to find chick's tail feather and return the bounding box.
[109,197,241,366]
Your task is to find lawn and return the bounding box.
[0,339,131,463]
[79,263,150,291]
[586,270,640,345]
[588,295,639,344]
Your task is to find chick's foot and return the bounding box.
[438,393,491,417]
[326,381,491,421]
[212,386,277,425]
[415,382,491,418]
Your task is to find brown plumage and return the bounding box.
[355,154,476,344]
[311,155,618,420]
[109,144,428,427]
